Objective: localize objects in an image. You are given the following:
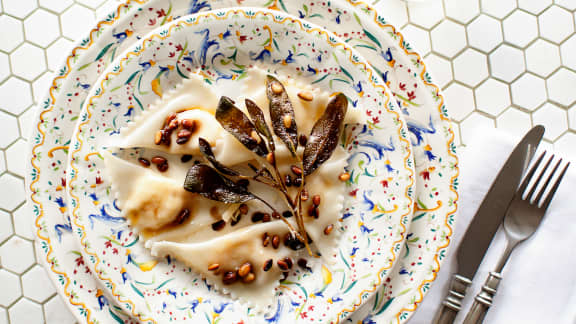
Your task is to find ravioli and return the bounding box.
[104,68,362,308]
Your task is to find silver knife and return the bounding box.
[432,125,545,324]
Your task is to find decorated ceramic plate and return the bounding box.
[66,8,413,323]
[28,0,457,323]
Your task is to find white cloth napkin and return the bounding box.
[409,127,576,324]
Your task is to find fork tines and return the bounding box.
[518,151,570,209]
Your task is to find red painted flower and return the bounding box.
[399,82,406,91]
[105,240,112,248]
[420,170,430,181]
[175,44,183,51]
[300,312,308,319]
[372,116,380,124]
[156,9,166,17]
[380,180,389,188]
[407,91,416,101]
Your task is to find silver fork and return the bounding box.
[462,151,570,324]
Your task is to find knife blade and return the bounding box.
[432,125,545,324]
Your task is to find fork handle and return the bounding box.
[432,274,472,324]
[462,272,502,324]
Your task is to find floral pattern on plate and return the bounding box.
[27,0,458,323]
[66,8,414,323]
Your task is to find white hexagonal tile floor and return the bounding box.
[519,0,553,14]
[453,49,489,87]
[467,15,503,53]
[526,39,561,77]
[431,20,467,58]
[539,5,574,44]
[407,0,445,29]
[511,73,548,111]
[533,103,569,140]
[0,78,32,115]
[490,45,526,82]
[547,68,576,106]
[475,78,511,116]
[0,16,24,53]
[0,236,35,274]
[503,10,538,48]
[23,9,60,47]
[9,43,46,81]
[2,0,576,322]
[444,0,480,24]
[0,269,22,307]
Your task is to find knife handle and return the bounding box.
[432,274,472,324]
[462,272,502,324]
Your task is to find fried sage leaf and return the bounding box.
[303,93,348,175]
[245,99,275,151]
[184,164,254,203]
[215,96,268,157]
[198,137,239,176]
[266,75,298,156]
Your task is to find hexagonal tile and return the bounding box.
[401,24,431,56]
[76,0,106,9]
[6,139,27,178]
[560,34,576,71]
[431,20,467,58]
[0,210,13,244]
[444,83,475,121]
[490,45,526,82]
[407,0,445,29]
[0,112,20,149]
[570,105,576,130]
[425,53,453,88]
[453,49,489,87]
[61,4,96,40]
[39,0,73,13]
[0,270,22,307]
[24,9,60,47]
[2,0,37,19]
[0,174,25,211]
[22,265,56,303]
[511,73,547,111]
[0,77,32,115]
[526,40,561,77]
[481,0,517,19]
[12,202,34,241]
[0,151,5,175]
[18,107,36,139]
[32,71,54,104]
[444,0,480,24]
[0,16,24,53]
[8,298,44,323]
[10,43,46,81]
[475,78,511,116]
[46,38,74,71]
[519,0,553,14]
[0,307,7,324]
[460,112,496,145]
[555,0,576,10]
[497,108,532,137]
[0,53,9,83]
[555,132,576,158]
[503,10,538,48]
[539,5,574,44]
[467,15,503,53]
[547,68,576,106]
[44,295,76,324]
[379,0,408,28]
[0,236,34,273]
[533,103,568,140]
